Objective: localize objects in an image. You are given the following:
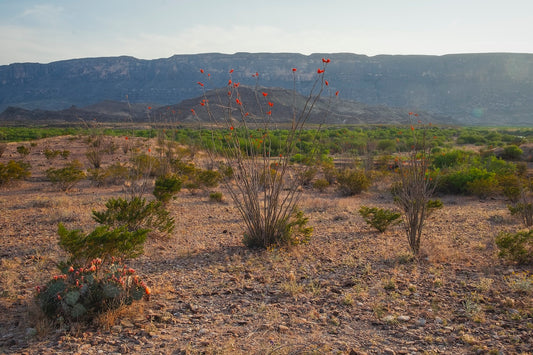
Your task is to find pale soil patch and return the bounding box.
[0,136,532,354]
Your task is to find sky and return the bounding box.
[1,0,533,65]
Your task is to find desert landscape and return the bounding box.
[0,132,531,354]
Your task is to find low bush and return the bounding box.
[359,206,401,233]
[312,178,330,192]
[153,174,182,204]
[88,163,130,187]
[0,160,31,186]
[92,196,174,236]
[336,169,371,196]
[58,223,149,265]
[36,258,150,322]
[46,160,86,191]
[209,191,223,202]
[495,229,533,264]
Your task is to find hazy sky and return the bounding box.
[1,0,532,65]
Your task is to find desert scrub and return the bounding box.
[58,223,149,265]
[88,162,130,187]
[46,160,86,191]
[0,160,31,186]
[336,168,371,196]
[358,206,401,232]
[36,258,150,322]
[312,178,330,192]
[209,191,224,202]
[153,174,182,204]
[495,229,533,264]
[92,196,174,236]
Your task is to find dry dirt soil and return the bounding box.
[0,135,532,354]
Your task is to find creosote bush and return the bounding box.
[359,206,401,233]
[153,174,182,204]
[0,160,31,186]
[336,168,371,196]
[92,196,174,236]
[46,160,86,191]
[495,229,533,264]
[58,223,149,265]
[36,258,150,322]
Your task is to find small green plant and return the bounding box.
[209,191,223,202]
[495,229,532,264]
[36,258,150,322]
[16,145,30,157]
[153,174,182,204]
[312,178,330,192]
[358,206,401,233]
[92,196,174,236]
[88,163,130,187]
[44,148,60,160]
[58,223,149,265]
[336,169,371,196]
[501,145,523,161]
[0,160,31,186]
[196,169,221,188]
[45,160,86,191]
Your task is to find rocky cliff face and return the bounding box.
[1,52,532,125]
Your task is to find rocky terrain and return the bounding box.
[0,135,532,354]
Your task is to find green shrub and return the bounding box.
[499,174,523,202]
[131,153,160,178]
[465,175,500,199]
[437,167,494,195]
[359,206,401,233]
[312,178,330,192]
[153,174,182,203]
[46,160,86,191]
[36,259,149,322]
[509,203,533,227]
[336,169,371,196]
[88,163,130,187]
[92,197,174,236]
[44,148,60,160]
[16,145,30,157]
[501,145,523,161]
[0,160,31,185]
[58,223,148,265]
[209,191,223,202]
[495,230,533,264]
[196,169,221,188]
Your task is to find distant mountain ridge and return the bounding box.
[1,52,532,125]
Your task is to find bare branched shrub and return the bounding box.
[195,60,335,248]
[508,178,533,227]
[393,116,437,256]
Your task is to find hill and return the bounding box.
[1,52,532,125]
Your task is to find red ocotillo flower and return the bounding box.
[317,69,325,74]
[200,69,204,73]
[268,102,274,107]
[292,68,297,72]
[197,82,204,87]
[262,92,268,97]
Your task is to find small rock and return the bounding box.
[383,315,396,323]
[397,315,410,322]
[383,348,396,355]
[278,325,289,332]
[416,318,426,326]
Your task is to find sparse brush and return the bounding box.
[45,160,85,191]
[495,229,533,264]
[358,206,401,233]
[0,160,31,186]
[153,174,182,204]
[336,168,371,196]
